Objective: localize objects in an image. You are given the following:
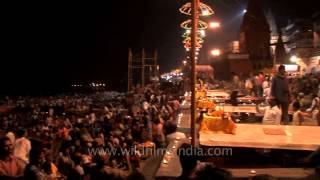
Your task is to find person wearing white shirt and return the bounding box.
[14,129,31,163]
[262,79,269,90]
[257,96,282,125]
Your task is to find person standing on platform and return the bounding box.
[271,65,290,124]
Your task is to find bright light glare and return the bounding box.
[199,30,206,37]
[183,60,187,65]
[283,64,299,71]
[290,55,298,63]
[209,22,220,29]
[202,10,210,16]
[243,9,247,14]
[211,49,221,56]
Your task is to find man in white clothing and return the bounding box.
[14,129,31,163]
[257,96,282,125]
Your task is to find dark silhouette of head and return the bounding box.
[165,121,178,135]
[292,101,301,111]
[16,129,27,138]
[29,147,46,166]
[127,170,146,180]
[177,143,198,174]
[0,137,14,157]
[196,163,232,180]
[230,90,238,106]
[267,96,277,107]
[278,64,285,74]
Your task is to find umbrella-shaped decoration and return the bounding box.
[184,40,202,49]
[179,2,214,16]
[182,30,205,38]
[183,36,204,44]
[181,19,208,30]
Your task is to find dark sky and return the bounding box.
[1,0,318,94]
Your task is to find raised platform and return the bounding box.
[200,124,320,151]
[156,111,319,179]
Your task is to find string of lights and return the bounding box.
[179,1,213,54]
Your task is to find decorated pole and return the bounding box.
[179,0,213,146]
[190,0,199,147]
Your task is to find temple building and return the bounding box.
[239,0,272,70]
[274,32,289,64]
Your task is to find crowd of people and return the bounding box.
[0,85,182,179]
[0,65,319,179]
[229,65,320,126]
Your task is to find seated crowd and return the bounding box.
[0,85,182,179]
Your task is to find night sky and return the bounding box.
[1,0,318,94]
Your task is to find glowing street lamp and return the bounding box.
[183,60,187,66]
[290,55,299,63]
[181,19,208,30]
[209,21,220,29]
[211,49,221,56]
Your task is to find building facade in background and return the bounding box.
[281,12,320,74]
[309,12,320,74]
[282,19,314,58]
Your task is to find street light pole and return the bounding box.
[190,0,199,147]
